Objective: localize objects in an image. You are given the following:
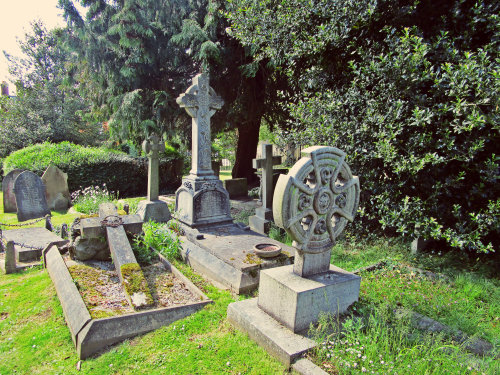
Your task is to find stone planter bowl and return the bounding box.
[254,243,282,258]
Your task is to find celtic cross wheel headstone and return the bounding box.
[273,146,360,276]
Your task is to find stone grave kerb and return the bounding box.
[249,144,282,234]
[136,134,171,223]
[174,73,232,228]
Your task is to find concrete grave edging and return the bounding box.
[43,244,212,359]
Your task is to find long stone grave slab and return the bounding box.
[179,223,295,294]
[2,227,68,263]
[43,244,211,359]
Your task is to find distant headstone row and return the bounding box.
[2,165,70,221]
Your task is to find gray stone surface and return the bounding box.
[79,214,142,238]
[175,73,232,228]
[5,241,16,274]
[136,200,171,223]
[2,169,23,213]
[179,223,295,294]
[41,165,70,211]
[292,358,329,375]
[14,171,51,222]
[71,236,109,261]
[223,178,248,198]
[44,244,92,344]
[142,134,165,201]
[2,227,68,262]
[257,264,361,333]
[227,298,316,366]
[273,146,360,276]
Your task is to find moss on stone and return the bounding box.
[244,253,263,265]
[120,263,154,308]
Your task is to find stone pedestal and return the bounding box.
[175,177,232,228]
[136,200,171,223]
[249,207,272,235]
[257,264,361,333]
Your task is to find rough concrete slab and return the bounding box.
[258,265,361,332]
[227,298,316,366]
[3,227,68,262]
[179,223,295,293]
[292,358,329,375]
[44,244,92,345]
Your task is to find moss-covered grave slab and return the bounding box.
[43,245,212,359]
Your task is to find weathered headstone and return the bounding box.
[249,144,282,234]
[228,146,362,365]
[41,165,70,211]
[2,169,24,213]
[14,171,51,222]
[136,134,172,223]
[174,73,232,227]
[223,178,248,199]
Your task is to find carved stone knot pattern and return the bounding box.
[273,146,360,254]
[184,181,193,191]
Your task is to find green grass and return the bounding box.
[0,262,286,374]
[219,170,232,181]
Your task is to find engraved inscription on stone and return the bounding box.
[14,171,51,222]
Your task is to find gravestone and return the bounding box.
[249,144,282,234]
[80,203,153,309]
[223,178,248,198]
[2,169,23,213]
[41,165,70,211]
[136,134,172,223]
[228,146,361,365]
[174,73,232,228]
[14,171,51,222]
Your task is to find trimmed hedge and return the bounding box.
[3,142,183,197]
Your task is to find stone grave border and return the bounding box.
[42,243,212,359]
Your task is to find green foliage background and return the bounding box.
[3,142,183,197]
[227,0,500,253]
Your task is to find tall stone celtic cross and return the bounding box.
[177,73,224,178]
[143,134,165,201]
[273,146,360,277]
[253,143,282,212]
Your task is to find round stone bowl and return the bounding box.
[253,243,282,258]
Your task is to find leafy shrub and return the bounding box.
[3,142,183,197]
[71,184,117,214]
[133,221,181,262]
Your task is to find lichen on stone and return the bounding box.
[120,263,154,308]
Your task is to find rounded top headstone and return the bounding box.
[273,146,360,253]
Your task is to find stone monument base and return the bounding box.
[258,264,361,333]
[175,177,233,228]
[179,223,295,294]
[249,207,272,234]
[136,200,171,223]
[227,298,316,367]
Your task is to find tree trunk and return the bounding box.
[232,118,261,185]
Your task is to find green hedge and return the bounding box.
[3,142,183,197]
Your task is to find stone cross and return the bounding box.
[273,146,360,277]
[143,134,165,201]
[80,203,152,309]
[253,144,282,211]
[177,73,224,178]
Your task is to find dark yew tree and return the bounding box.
[59,0,289,183]
[226,0,500,253]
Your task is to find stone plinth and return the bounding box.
[136,200,171,223]
[223,178,248,199]
[248,206,273,235]
[175,178,232,228]
[257,264,361,333]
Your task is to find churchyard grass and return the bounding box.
[219,170,232,181]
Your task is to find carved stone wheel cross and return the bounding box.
[273,146,360,254]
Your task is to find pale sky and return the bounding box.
[0,0,83,92]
